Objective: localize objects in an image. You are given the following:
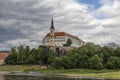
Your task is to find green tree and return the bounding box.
[67,48,79,68]
[37,46,44,65]
[26,55,35,64]
[106,56,120,69]
[38,47,48,65]
[67,38,72,46]
[89,54,103,70]
[113,47,120,57]
[79,43,97,57]
[76,53,89,68]
[17,45,25,64]
[101,46,113,65]
[32,48,38,64]
[5,42,120,70]
[5,48,17,64]
[23,45,30,64]
[63,38,72,46]
[51,57,63,69]
[24,46,30,57]
[61,56,73,69]
[48,50,57,65]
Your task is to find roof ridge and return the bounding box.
[45,32,81,41]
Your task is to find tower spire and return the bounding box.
[51,18,54,29]
[50,17,55,47]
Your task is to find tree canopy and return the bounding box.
[5,42,120,70]
[63,38,72,46]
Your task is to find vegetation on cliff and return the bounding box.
[5,42,120,70]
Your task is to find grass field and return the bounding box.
[0,65,40,71]
[0,65,120,79]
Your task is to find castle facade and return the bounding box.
[42,18,84,48]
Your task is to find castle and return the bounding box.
[42,18,85,48]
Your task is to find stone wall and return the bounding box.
[41,46,73,56]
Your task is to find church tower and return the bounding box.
[50,18,55,46]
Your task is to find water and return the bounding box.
[0,74,115,80]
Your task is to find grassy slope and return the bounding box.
[0,65,120,79]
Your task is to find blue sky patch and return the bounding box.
[77,0,102,10]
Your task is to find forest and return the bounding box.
[5,42,120,70]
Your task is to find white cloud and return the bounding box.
[87,0,120,44]
[0,0,120,50]
[6,39,39,49]
[100,0,114,5]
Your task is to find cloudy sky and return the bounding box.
[0,0,120,50]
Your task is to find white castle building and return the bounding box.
[42,18,85,48]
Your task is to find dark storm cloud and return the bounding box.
[0,26,26,43]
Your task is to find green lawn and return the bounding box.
[0,65,120,79]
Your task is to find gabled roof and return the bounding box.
[45,32,82,41]
[46,32,65,37]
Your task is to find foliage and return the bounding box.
[106,56,120,69]
[63,38,72,46]
[5,48,17,65]
[89,54,103,70]
[5,42,120,70]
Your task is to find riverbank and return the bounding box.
[0,65,120,79]
[26,69,120,79]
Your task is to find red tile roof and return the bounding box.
[0,51,10,58]
[45,32,81,41]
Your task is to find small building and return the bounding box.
[42,18,85,48]
[0,51,10,65]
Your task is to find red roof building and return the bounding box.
[43,31,84,47]
[42,18,85,47]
